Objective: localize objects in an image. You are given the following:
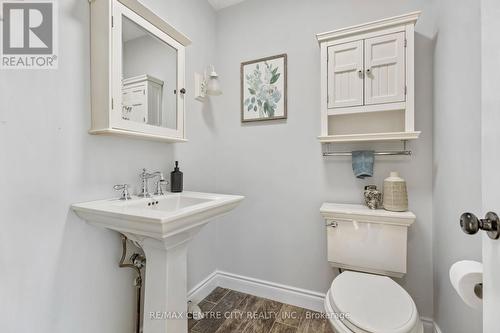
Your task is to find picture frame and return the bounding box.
[241,54,287,122]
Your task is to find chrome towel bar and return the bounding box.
[322,140,412,157]
[323,150,412,157]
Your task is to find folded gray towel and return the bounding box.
[352,150,375,179]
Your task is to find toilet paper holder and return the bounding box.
[460,211,500,240]
[450,260,483,309]
[474,283,483,299]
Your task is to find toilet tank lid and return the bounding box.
[330,271,418,333]
[320,203,416,226]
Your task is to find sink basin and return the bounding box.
[71,191,244,333]
[128,195,212,211]
[71,191,244,240]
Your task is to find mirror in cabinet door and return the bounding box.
[89,0,191,143]
[120,14,178,130]
[112,2,185,140]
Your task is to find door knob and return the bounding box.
[460,212,500,240]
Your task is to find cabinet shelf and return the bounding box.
[318,131,421,143]
[89,128,188,143]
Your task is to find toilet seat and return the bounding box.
[326,271,420,333]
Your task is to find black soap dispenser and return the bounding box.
[170,161,183,193]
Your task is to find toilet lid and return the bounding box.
[329,271,417,333]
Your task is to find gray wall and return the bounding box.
[211,0,435,319]
[0,0,216,332]
[433,0,482,332]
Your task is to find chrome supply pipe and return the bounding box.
[119,234,146,333]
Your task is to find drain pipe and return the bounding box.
[119,234,146,333]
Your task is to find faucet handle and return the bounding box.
[154,178,169,196]
[114,184,132,201]
[140,168,160,180]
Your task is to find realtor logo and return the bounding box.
[1,0,58,69]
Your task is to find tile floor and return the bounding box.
[189,287,334,333]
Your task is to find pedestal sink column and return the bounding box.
[139,230,200,333]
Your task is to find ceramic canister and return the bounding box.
[383,171,408,212]
[364,185,383,210]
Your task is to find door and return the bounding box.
[112,1,185,139]
[364,32,406,105]
[481,0,500,331]
[327,40,364,108]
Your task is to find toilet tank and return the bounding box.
[320,203,416,278]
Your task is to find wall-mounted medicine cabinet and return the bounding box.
[316,12,421,143]
[89,0,191,142]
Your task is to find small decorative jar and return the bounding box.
[383,171,408,212]
[364,185,383,210]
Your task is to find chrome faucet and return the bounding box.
[139,169,165,198]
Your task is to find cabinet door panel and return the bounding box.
[364,32,405,105]
[328,40,364,108]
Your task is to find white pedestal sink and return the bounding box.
[71,191,244,333]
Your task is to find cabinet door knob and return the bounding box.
[180,88,186,95]
[366,68,372,74]
[460,212,500,240]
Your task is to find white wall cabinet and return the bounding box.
[317,12,421,143]
[89,0,191,143]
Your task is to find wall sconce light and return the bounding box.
[195,65,222,101]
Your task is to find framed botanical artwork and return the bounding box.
[241,54,287,122]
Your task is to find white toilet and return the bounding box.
[320,203,424,333]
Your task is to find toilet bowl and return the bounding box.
[324,271,424,333]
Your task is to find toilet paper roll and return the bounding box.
[449,260,483,309]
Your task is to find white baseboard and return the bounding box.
[216,271,326,312]
[187,270,219,304]
[188,270,438,332]
[188,270,325,312]
[420,317,436,333]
